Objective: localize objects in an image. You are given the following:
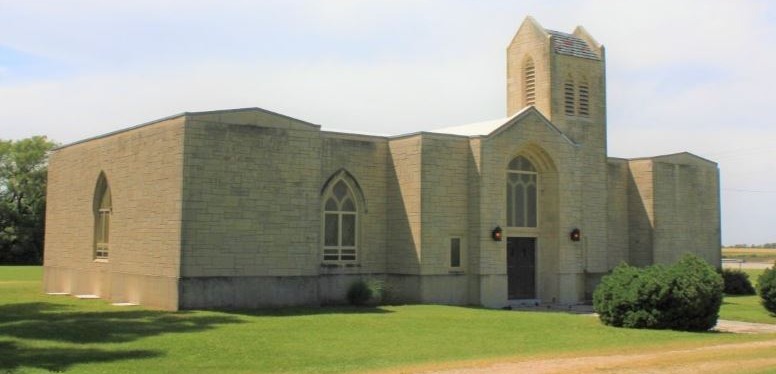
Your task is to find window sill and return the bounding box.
[93,259,109,263]
[448,269,465,274]
[320,263,360,268]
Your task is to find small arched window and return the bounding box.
[523,57,536,106]
[564,78,576,116]
[506,156,537,228]
[322,179,359,262]
[93,173,112,260]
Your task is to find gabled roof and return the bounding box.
[630,151,718,166]
[429,106,577,145]
[55,107,319,150]
[514,16,601,61]
[186,107,320,128]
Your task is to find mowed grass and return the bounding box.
[1,267,775,373]
[719,268,776,324]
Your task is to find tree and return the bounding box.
[0,136,58,264]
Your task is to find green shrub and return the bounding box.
[758,263,776,315]
[365,279,388,304]
[346,280,372,306]
[346,279,388,306]
[593,254,723,331]
[721,268,756,295]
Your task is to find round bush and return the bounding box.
[593,254,723,331]
[365,279,387,304]
[721,268,756,295]
[758,263,776,315]
[346,280,372,306]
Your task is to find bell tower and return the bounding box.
[506,16,606,150]
[507,17,611,293]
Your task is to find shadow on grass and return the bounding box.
[0,302,242,371]
[213,305,395,318]
[0,341,160,372]
[0,302,242,343]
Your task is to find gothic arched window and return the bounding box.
[94,173,112,260]
[506,156,537,227]
[322,179,359,262]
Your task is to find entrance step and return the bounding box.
[74,294,100,299]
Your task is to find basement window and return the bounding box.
[450,237,462,269]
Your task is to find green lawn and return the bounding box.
[1,266,775,373]
[744,268,773,285]
[720,295,776,324]
[719,268,776,325]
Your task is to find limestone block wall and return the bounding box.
[606,158,629,268]
[651,156,720,266]
[43,117,185,310]
[578,148,609,276]
[477,110,578,305]
[625,154,720,268]
[387,135,423,277]
[318,132,390,302]
[507,20,552,117]
[180,113,321,279]
[548,54,605,140]
[549,52,609,278]
[320,133,389,274]
[627,159,655,266]
[505,17,611,299]
[416,134,471,303]
[419,134,470,274]
[464,138,483,304]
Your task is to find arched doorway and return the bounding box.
[504,146,559,302]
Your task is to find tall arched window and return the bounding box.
[506,156,537,227]
[94,173,112,260]
[523,57,536,106]
[322,179,359,262]
[564,78,576,116]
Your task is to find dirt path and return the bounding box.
[716,319,776,334]
[417,339,776,374]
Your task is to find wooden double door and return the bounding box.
[507,237,536,299]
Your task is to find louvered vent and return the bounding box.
[524,60,536,106]
[564,81,575,116]
[578,84,590,117]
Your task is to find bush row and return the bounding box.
[721,268,756,295]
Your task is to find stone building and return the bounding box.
[43,17,720,310]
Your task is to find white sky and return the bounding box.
[1,0,774,245]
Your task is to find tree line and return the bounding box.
[0,136,58,264]
[725,244,776,249]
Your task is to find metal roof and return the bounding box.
[546,30,600,60]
